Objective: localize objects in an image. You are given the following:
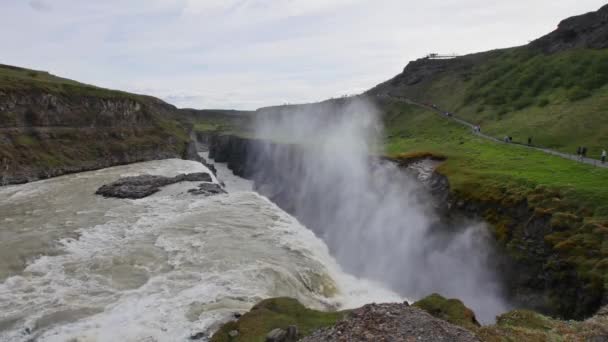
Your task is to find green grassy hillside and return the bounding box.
[369,4,608,156]
[376,48,608,155]
[0,64,147,100]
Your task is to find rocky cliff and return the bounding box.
[0,65,195,185]
[531,4,608,53]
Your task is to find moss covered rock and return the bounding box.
[210,298,346,342]
[413,293,481,331]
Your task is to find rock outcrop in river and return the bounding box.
[95,172,222,199]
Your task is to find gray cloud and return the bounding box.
[3,0,607,109]
[29,0,52,12]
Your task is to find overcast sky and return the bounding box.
[1,0,605,109]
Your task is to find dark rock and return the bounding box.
[531,4,608,53]
[187,182,227,196]
[95,175,173,199]
[285,325,298,340]
[189,331,206,340]
[96,172,215,199]
[175,172,212,183]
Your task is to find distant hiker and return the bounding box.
[504,136,510,143]
[602,150,607,164]
[528,137,532,146]
[508,136,513,143]
[582,147,587,158]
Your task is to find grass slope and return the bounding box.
[0,64,146,100]
[383,48,608,157]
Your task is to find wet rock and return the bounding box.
[175,173,213,182]
[300,303,480,342]
[96,172,213,199]
[189,331,206,340]
[187,182,227,196]
[285,325,298,340]
[228,330,239,337]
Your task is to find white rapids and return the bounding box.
[0,158,401,342]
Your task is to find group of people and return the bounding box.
[576,146,588,161]
[576,146,607,164]
[430,103,607,166]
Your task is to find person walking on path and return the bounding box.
[602,150,606,164]
[582,147,588,160]
[528,137,532,146]
[577,146,583,161]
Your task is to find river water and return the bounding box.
[0,158,400,341]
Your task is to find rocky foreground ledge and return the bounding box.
[209,295,608,342]
[95,172,225,199]
[300,303,479,342]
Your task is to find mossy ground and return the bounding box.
[210,298,346,342]
[413,293,480,331]
[414,294,608,341]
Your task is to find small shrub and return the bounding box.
[567,86,591,102]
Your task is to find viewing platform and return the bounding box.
[426,53,459,59]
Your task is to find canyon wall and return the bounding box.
[0,89,193,184]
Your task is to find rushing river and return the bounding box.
[0,158,400,341]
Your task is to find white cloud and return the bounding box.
[2,0,607,109]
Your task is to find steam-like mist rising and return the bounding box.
[251,97,510,323]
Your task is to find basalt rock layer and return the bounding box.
[0,65,195,185]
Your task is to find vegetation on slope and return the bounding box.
[212,295,608,341]
[211,298,346,342]
[371,47,608,157]
[0,64,147,100]
[413,293,608,341]
[381,99,608,318]
[413,293,480,331]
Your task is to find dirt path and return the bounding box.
[378,94,608,169]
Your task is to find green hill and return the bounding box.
[369,4,608,156]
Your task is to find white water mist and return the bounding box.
[252,97,510,323]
